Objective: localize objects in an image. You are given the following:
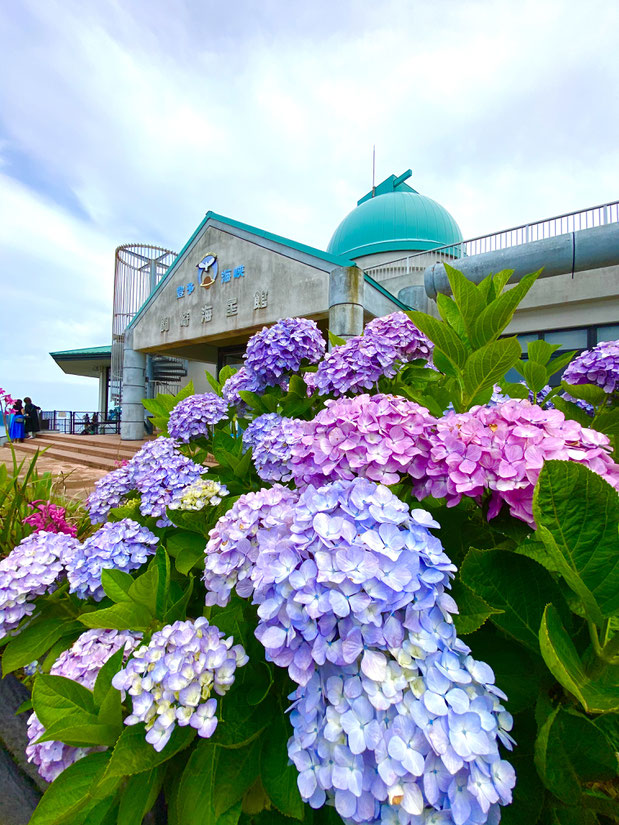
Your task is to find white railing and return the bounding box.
[365,199,619,276]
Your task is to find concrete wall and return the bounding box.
[131,225,332,354]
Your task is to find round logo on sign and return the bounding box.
[197,254,218,288]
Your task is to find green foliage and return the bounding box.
[142,380,196,433]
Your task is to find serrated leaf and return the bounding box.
[79,601,153,631]
[534,706,581,804]
[36,717,120,747]
[261,713,304,820]
[164,576,195,624]
[533,461,619,623]
[101,724,195,779]
[214,738,263,817]
[173,739,218,825]
[444,264,485,335]
[490,269,515,295]
[2,616,79,676]
[539,605,619,713]
[328,330,346,347]
[100,569,133,603]
[595,407,619,436]
[551,395,593,427]
[205,371,222,395]
[546,350,576,376]
[469,269,540,348]
[172,532,207,574]
[117,766,165,825]
[461,337,522,408]
[93,647,125,706]
[33,674,96,728]
[407,311,468,369]
[29,751,112,825]
[528,339,561,365]
[450,579,503,635]
[460,548,564,652]
[436,292,467,339]
[499,380,530,400]
[516,359,549,393]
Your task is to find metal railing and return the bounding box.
[41,410,121,436]
[365,199,619,276]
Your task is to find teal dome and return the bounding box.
[327,171,462,260]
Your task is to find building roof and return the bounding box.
[327,170,463,259]
[50,345,111,358]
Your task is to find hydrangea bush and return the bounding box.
[2,272,618,825]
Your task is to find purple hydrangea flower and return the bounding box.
[26,629,140,781]
[415,399,619,525]
[112,617,248,752]
[244,318,326,386]
[242,413,302,482]
[221,367,263,415]
[168,393,229,442]
[86,464,136,524]
[203,485,299,606]
[0,532,80,640]
[289,394,437,488]
[563,339,619,394]
[66,519,159,600]
[312,313,432,397]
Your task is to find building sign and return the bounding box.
[254,290,268,309]
[197,254,218,289]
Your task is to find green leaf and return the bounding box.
[444,264,484,334]
[35,717,120,747]
[533,461,619,623]
[499,710,545,825]
[528,340,561,365]
[461,337,522,406]
[560,709,619,781]
[460,548,562,652]
[328,330,346,347]
[154,547,171,618]
[164,575,195,624]
[561,381,607,406]
[100,569,134,603]
[469,269,540,348]
[205,371,222,395]
[490,269,515,295]
[593,406,619,436]
[499,380,530,400]
[79,601,153,631]
[517,360,549,394]
[407,311,468,369]
[261,713,304,820]
[436,292,467,339]
[102,724,195,779]
[214,738,263,817]
[173,739,218,825]
[93,647,124,707]
[117,766,165,825]
[216,802,242,824]
[539,605,619,713]
[128,563,159,614]
[29,751,113,825]
[2,617,80,676]
[450,579,503,635]
[534,706,581,804]
[33,674,96,728]
[546,350,576,376]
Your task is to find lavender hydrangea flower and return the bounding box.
[289,394,437,487]
[203,477,516,824]
[112,617,248,752]
[221,367,263,414]
[168,393,229,442]
[563,339,619,394]
[26,629,140,781]
[169,478,228,511]
[0,532,80,640]
[66,519,159,600]
[244,318,326,386]
[312,313,432,397]
[242,413,301,482]
[86,437,205,526]
[415,399,619,525]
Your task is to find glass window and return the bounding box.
[543,329,588,350]
[516,333,539,349]
[597,324,619,344]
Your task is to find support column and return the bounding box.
[328,266,364,343]
[97,369,107,416]
[121,329,147,441]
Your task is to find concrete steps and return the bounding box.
[6,434,152,472]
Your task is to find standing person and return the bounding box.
[23,397,41,439]
[92,412,99,434]
[8,400,26,442]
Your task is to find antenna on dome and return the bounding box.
[372,145,376,197]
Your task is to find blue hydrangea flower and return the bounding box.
[112,617,248,751]
[221,367,264,414]
[168,393,229,442]
[244,317,326,386]
[26,629,140,781]
[86,465,135,524]
[66,519,159,600]
[0,532,80,640]
[242,413,301,482]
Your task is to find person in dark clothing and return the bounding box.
[92,412,99,434]
[23,397,41,439]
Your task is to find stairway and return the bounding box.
[6,433,152,472]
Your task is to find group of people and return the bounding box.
[81,412,100,435]
[7,398,41,442]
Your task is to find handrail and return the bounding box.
[364,199,619,273]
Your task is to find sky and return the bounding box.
[0,0,618,411]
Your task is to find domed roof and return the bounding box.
[327,170,462,260]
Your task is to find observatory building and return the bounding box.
[51,170,619,438]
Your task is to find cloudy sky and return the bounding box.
[1,0,618,411]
